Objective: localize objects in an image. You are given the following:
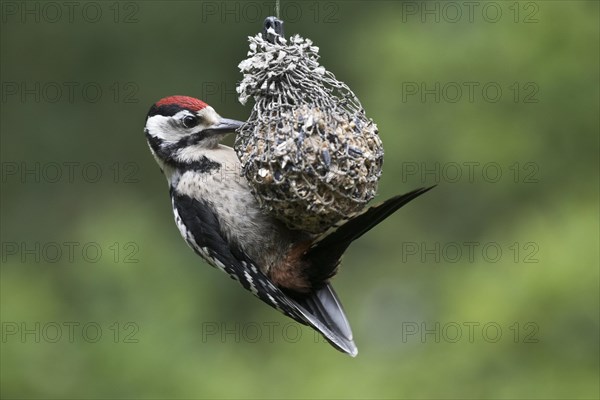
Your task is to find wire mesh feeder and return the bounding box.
[235,24,384,233]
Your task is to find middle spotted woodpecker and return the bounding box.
[144,95,434,356]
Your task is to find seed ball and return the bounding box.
[235,105,384,233]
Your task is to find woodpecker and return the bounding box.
[144,95,433,356]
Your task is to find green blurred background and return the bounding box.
[1,1,598,398]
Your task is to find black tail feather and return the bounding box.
[305,186,436,286]
[294,284,357,356]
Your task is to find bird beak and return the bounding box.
[205,118,244,134]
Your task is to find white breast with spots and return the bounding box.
[171,145,303,273]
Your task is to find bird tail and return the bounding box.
[305,186,436,286]
[294,186,436,356]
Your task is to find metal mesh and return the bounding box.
[235,32,384,233]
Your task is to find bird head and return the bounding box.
[144,96,243,164]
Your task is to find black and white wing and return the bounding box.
[171,192,357,356]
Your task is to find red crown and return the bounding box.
[156,96,208,111]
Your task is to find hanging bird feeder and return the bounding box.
[235,17,384,233]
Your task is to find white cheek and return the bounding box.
[146,115,182,142]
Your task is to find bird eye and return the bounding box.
[182,115,198,129]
